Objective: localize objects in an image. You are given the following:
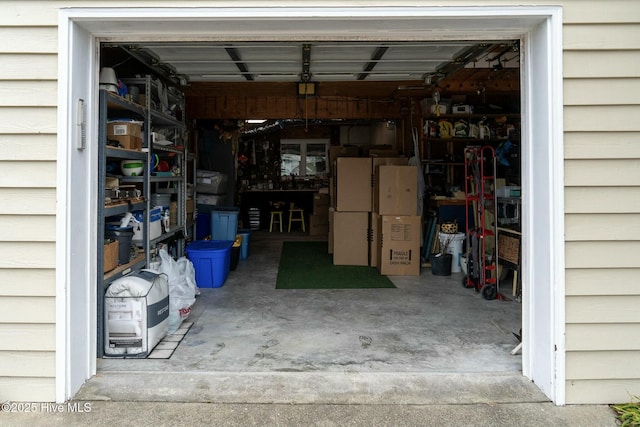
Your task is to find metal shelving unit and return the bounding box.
[122,76,190,257]
[97,89,150,357]
[423,113,520,193]
[97,76,189,357]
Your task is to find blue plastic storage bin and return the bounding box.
[186,240,233,288]
[238,229,251,260]
[210,207,239,241]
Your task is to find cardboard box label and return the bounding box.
[112,124,130,135]
[391,223,414,241]
[386,248,415,265]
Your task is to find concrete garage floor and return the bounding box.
[79,232,539,404]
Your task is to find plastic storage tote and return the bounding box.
[238,229,251,260]
[210,206,239,241]
[186,240,233,288]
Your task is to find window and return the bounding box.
[280,139,329,177]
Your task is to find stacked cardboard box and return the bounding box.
[309,193,330,236]
[373,164,421,276]
[331,156,419,274]
[333,157,372,266]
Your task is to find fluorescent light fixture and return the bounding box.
[246,119,267,124]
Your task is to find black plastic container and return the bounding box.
[431,253,453,276]
[230,235,242,271]
[105,225,134,265]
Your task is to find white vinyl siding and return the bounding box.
[0,19,57,401]
[563,11,640,403]
[0,0,638,405]
[0,323,56,350]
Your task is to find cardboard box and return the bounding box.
[333,211,369,266]
[103,240,119,273]
[336,157,372,212]
[369,212,380,268]
[371,157,409,170]
[378,215,421,276]
[186,198,195,214]
[108,135,142,151]
[105,177,120,190]
[108,121,142,137]
[329,146,360,176]
[329,176,336,209]
[328,208,335,254]
[367,148,398,157]
[309,214,329,236]
[374,165,418,215]
[313,193,330,216]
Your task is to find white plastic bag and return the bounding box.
[157,249,197,334]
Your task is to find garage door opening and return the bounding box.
[95,38,523,362]
[57,6,564,404]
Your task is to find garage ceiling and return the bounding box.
[103,40,520,86]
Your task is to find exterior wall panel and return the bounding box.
[564,78,640,106]
[565,214,640,241]
[567,351,640,379]
[565,187,640,214]
[563,51,640,78]
[0,135,57,161]
[566,269,640,296]
[0,81,58,106]
[566,324,640,351]
[0,54,58,80]
[0,323,56,350]
[565,132,640,160]
[0,269,56,297]
[566,241,640,269]
[0,22,58,403]
[0,351,55,377]
[0,27,58,53]
[0,378,55,402]
[562,7,640,403]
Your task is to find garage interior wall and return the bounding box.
[0,1,638,405]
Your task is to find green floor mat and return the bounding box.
[276,241,395,289]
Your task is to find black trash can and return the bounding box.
[431,253,453,276]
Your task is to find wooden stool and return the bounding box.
[288,208,305,232]
[269,211,283,232]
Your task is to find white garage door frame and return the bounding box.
[56,6,565,404]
